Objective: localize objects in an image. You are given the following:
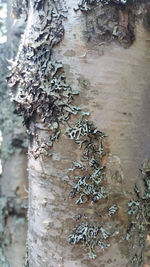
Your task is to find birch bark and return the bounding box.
[8,1,150,266]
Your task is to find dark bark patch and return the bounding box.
[78,0,150,48]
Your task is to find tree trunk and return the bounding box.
[8,1,150,266]
[0,1,28,266]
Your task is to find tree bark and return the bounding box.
[8,0,150,266]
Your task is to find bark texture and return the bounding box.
[8,0,150,266]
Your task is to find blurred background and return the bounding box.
[0,1,28,266]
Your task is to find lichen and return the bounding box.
[123,160,150,266]
[8,0,150,264]
[68,222,111,259]
[76,0,146,47]
[66,119,107,204]
[108,204,118,217]
[77,0,128,12]
[24,246,29,267]
[7,3,82,159]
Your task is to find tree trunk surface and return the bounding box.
[8,0,150,266]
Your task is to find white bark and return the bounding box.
[8,0,150,266]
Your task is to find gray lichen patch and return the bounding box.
[68,222,111,259]
[122,160,150,266]
[66,124,130,259]
[67,156,127,259]
[108,205,118,217]
[66,119,107,204]
[7,2,81,160]
[77,0,128,12]
[7,3,64,128]
[67,204,125,260]
[77,0,147,48]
